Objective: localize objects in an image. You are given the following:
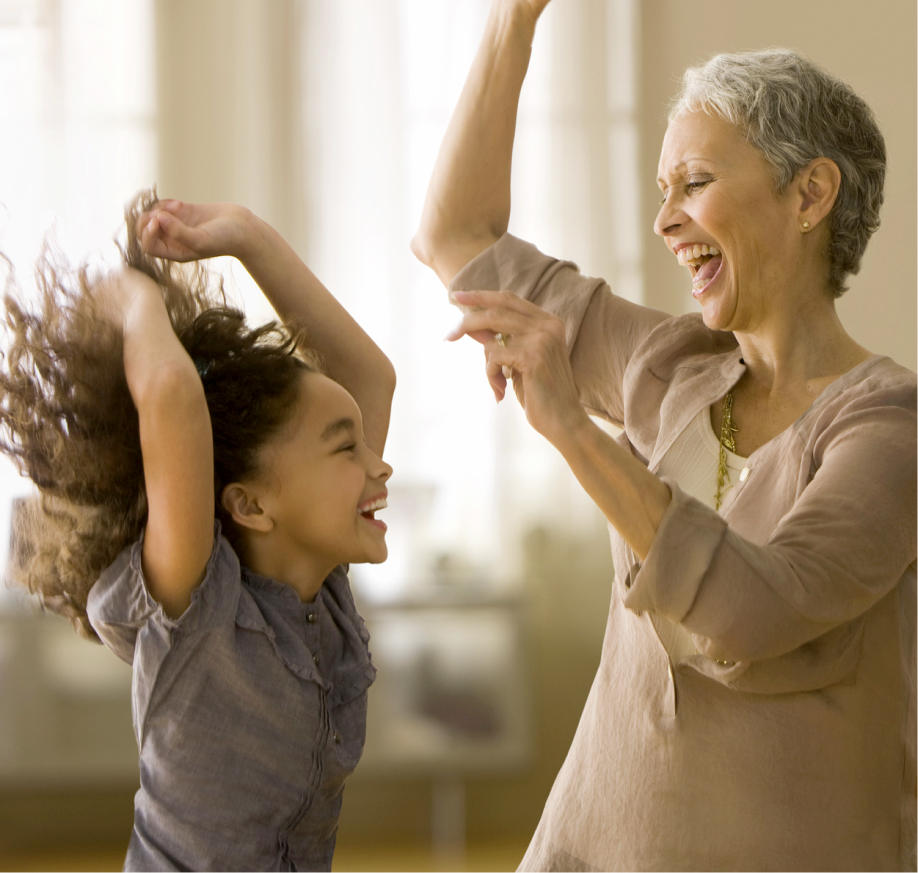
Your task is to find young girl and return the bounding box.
[0,190,395,870]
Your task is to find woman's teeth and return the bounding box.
[676,244,721,267]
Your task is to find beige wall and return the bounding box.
[639,0,917,371]
[155,0,307,251]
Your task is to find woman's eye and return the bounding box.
[686,179,709,193]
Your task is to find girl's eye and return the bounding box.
[338,442,357,454]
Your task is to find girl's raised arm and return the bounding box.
[97,269,215,618]
[136,203,395,458]
[410,0,552,286]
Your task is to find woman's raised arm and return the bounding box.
[411,0,551,286]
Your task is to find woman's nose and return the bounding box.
[653,198,683,237]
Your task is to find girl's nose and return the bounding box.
[372,454,392,482]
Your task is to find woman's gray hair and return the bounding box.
[670,49,885,297]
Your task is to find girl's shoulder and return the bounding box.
[87,523,242,664]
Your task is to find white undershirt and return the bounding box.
[649,407,747,662]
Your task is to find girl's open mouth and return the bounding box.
[358,496,388,531]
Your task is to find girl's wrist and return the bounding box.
[231,207,270,264]
[120,276,174,343]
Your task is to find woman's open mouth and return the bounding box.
[677,244,723,297]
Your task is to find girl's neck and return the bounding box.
[237,534,332,602]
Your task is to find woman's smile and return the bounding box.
[655,110,801,333]
[674,243,723,297]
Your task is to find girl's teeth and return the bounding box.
[358,497,388,515]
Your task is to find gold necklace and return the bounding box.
[715,391,738,510]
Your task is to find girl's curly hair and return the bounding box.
[0,189,319,641]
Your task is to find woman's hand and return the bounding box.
[500,0,553,23]
[136,200,252,263]
[447,289,590,447]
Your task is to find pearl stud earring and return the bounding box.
[802,220,810,230]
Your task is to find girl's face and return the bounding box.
[254,371,392,574]
[653,110,801,333]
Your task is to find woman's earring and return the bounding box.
[802,220,810,230]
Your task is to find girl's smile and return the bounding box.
[230,371,393,600]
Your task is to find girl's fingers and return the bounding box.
[138,211,201,261]
[156,199,183,214]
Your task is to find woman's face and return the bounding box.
[654,110,801,333]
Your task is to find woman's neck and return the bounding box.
[733,295,872,400]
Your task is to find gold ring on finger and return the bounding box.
[494,332,507,348]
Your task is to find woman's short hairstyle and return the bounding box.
[670,49,886,297]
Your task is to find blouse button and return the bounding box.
[739,467,750,483]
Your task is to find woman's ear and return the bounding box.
[797,157,841,232]
[220,483,274,533]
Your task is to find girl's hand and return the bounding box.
[136,200,251,263]
[447,289,589,447]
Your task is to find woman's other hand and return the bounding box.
[136,200,251,263]
[447,289,589,447]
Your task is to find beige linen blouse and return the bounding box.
[450,234,917,872]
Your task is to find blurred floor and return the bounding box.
[0,837,529,871]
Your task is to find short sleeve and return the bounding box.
[87,522,242,665]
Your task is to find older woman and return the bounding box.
[411,0,916,870]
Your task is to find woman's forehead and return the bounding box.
[658,111,748,178]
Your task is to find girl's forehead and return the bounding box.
[295,372,362,434]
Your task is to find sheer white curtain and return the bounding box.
[0,0,641,601]
[0,0,156,588]
[299,0,639,599]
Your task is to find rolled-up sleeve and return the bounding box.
[449,233,668,425]
[625,384,917,669]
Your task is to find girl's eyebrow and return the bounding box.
[320,418,356,441]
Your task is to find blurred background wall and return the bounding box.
[0,0,914,870]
